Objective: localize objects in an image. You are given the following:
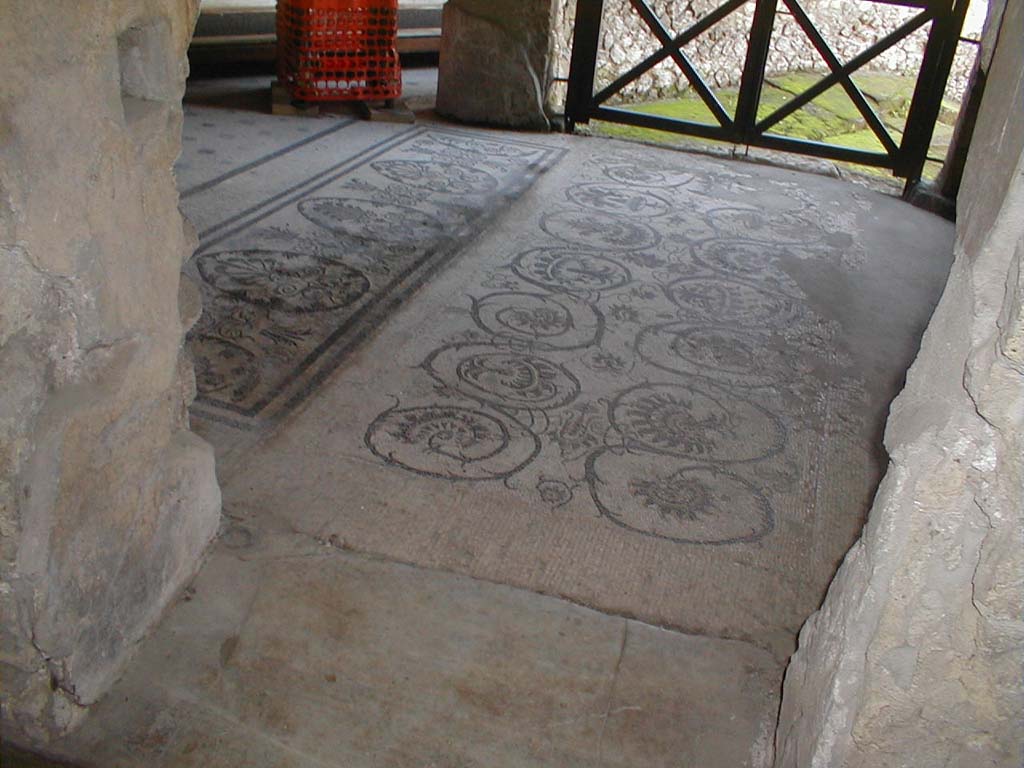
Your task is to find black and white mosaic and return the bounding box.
[469,292,604,349]
[511,249,633,293]
[565,183,673,218]
[609,382,785,462]
[185,127,564,429]
[365,404,540,481]
[540,210,661,251]
[636,323,793,387]
[586,451,775,545]
[422,344,582,412]
[664,275,804,327]
[361,145,867,546]
[196,249,369,314]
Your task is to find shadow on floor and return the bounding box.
[1,743,84,768]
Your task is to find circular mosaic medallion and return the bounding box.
[540,210,660,251]
[371,159,499,195]
[196,249,369,314]
[365,405,540,480]
[636,322,787,387]
[566,183,672,218]
[424,344,580,411]
[705,206,820,245]
[471,291,604,349]
[602,164,695,189]
[511,249,632,293]
[586,450,774,544]
[610,382,785,462]
[690,239,787,277]
[664,276,803,326]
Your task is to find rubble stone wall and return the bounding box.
[0,0,221,747]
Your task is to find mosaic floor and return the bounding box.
[179,98,562,435]
[38,77,953,768]
[175,92,954,654]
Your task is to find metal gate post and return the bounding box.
[898,0,971,186]
[734,0,779,141]
[565,0,605,131]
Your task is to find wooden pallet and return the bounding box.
[270,80,415,123]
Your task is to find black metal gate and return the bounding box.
[565,0,970,184]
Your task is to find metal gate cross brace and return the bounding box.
[565,0,971,184]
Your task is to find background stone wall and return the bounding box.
[774,0,1023,764]
[549,0,983,107]
[0,0,220,746]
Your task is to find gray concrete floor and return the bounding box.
[41,76,953,767]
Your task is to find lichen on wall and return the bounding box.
[774,1,1024,765]
[0,0,220,746]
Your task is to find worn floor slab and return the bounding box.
[50,519,779,767]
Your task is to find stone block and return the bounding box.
[0,0,220,747]
[436,0,553,130]
[774,2,1023,764]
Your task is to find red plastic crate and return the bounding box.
[277,0,402,102]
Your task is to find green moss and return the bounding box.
[593,120,692,145]
[851,72,916,103]
[930,121,954,143]
[767,73,865,123]
[627,95,734,124]
[922,159,943,180]
[754,84,805,123]
[588,67,956,182]
[828,128,889,153]
[876,99,911,132]
[767,71,822,95]
[937,98,962,125]
[592,119,732,152]
[768,107,855,142]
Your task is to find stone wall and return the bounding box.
[774,0,1023,765]
[0,0,220,746]
[437,0,556,130]
[549,0,980,107]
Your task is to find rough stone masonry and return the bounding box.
[0,0,220,746]
[437,0,558,129]
[775,0,1024,765]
